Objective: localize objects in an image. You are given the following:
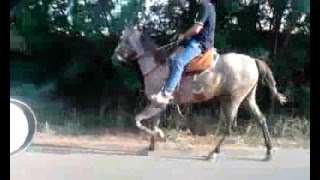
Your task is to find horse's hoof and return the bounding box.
[157,137,166,142]
[203,153,219,161]
[158,131,165,139]
[148,144,155,151]
[263,153,272,161]
[202,155,212,161]
[153,131,166,142]
[214,148,220,154]
[155,130,165,139]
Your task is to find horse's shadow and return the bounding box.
[29,144,271,162]
[153,153,270,162]
[29,144,151,156]
[228,156,270,162]
[156,155,207,161]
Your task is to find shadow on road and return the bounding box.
[155,155,207,161]
[28,144,150,156]
[228,156,267,162]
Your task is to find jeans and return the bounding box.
[163,39,203,94]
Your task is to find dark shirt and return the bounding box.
[192,0,216,51]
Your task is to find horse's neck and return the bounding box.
[137,54,169,96]
[138,34,168,75]
[140,34,158,53]
[137,53,167,76]
[136,33,172,95]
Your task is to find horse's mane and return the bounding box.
[140,33,158,52]
[140,32,176,65]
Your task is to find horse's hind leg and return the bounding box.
[206,99,241,160]
[244,85,273,161]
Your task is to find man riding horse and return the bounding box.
[112,0,287,160]
[151,0,217,105]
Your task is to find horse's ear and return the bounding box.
[122,25,132,37]
[133,24,138,30]
[133,24,142,35]
[127,23,134,30]
[134,22,144,32]
[122,26,128,36]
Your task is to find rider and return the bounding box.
[151,0,217,105]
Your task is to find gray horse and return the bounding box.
[112,26,287,161]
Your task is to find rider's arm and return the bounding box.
[180,4,209,40]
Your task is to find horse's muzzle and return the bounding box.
[112,53,124,62]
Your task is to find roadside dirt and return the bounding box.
[33,129,309,152]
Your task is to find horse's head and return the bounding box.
[112,26,144,63]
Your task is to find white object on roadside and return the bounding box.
[10,103,29,154]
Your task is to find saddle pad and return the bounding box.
[185,49,214,73]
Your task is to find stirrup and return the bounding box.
[150,91,173,105]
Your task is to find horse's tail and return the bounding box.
[255,59,287,105]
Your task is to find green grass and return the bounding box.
[33,105,310,149]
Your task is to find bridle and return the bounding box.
[124,50,162,77]
[120,35,180,77]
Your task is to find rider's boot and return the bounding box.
[150,90,173,105]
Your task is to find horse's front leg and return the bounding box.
[154,112,166,138]
[135,103,166,151]
[149,113,166,151]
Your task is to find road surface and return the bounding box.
[10,148,309,180]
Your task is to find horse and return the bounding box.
[111,26,287,161]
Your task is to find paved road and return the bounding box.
[10,148,309,180]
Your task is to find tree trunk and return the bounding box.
[273,13,282,58]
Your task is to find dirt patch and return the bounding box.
[33,131,151,151]
[32,128,309,153]
[33,134,248,152]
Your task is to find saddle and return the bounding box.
[184,48,217,74]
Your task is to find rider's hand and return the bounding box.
[177,34,185,42]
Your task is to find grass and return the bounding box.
[32,106,310,151]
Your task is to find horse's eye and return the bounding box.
[124,38,129,43]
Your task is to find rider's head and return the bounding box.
[197,0,214,4]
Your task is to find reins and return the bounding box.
[155,40,180,51]
[139,40,180,77]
